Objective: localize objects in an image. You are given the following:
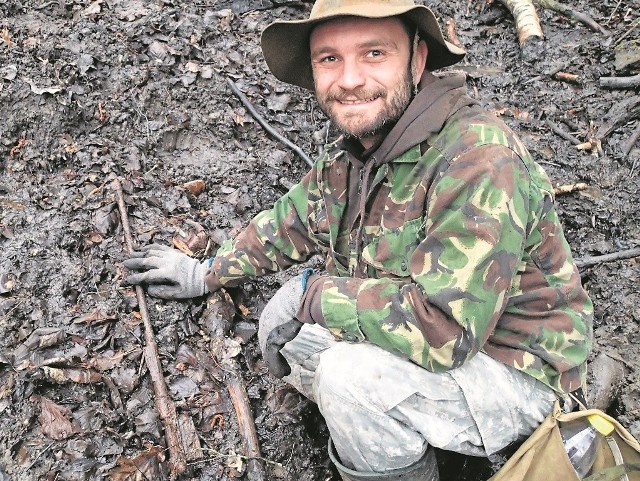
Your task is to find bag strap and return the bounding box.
[569,387,588,411]
[583,463,640,481]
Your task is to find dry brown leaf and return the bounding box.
[232,111,246,126]
[238,303,251,317]
[9,138,28,159]
[0,373,14,399]
[87,351,126,372]
[83,231,104,249]
[172,237,194,256]
[183,179,206,196]
[1,27,12,49]
[109,446,165,481]
[73,308,117,325]
[38,396,76,440]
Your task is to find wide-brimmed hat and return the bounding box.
[261,0,466,90]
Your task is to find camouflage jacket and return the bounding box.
[206,72,593,394]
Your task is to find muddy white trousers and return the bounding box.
[265,322,560,473]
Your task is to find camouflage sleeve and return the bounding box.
[301,144,531,372]
[204,172,319,290]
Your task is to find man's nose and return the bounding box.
[337,58,366,91]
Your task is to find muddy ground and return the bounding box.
[1,0,639,480]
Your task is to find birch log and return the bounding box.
[498,0,544,46]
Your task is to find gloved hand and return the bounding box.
[258,270,313,378]
[263,319,303,378]
[123,243,209,299]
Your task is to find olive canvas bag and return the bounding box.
[489,401,640,481]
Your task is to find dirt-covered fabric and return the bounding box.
[205,72,593,394]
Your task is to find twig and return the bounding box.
[599,74,640,90]
[546,119,582,145]
[112,179,187,479]
[34,1,57,9]
[497,0,544,45]
[552,71,580,84]
[26,442,55,470]
[575,247,640,268]
[607,0,623,23]
[553,182,588,195]
[189,447,283,468]
[622,122,640,159]
[594,95,640,142]
[615,17,640,46]
[225,359,266,481]
[536,0,610,35]
[225,77,314,168]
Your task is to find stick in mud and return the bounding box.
[546,119,582,146]
[600,74,640,90]
[575,246,640,269]
[226,359,267,481]
[536,0,609,35]
[112,178,188,479]
[226,77,314,168]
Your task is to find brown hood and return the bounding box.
[346,71,477,276]
[370,71,477,166]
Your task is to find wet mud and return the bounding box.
[1,0,639,479]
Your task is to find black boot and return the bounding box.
[329,439,439,481]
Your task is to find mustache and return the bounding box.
[325,88,386,102]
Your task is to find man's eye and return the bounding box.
[321,55,337,63]
[368,50,383,58]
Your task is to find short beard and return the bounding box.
[316,65,414,141]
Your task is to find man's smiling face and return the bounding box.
[310,16,427,149]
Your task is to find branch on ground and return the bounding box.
[536,0,609,35]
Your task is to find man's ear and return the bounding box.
[411,39,428,86]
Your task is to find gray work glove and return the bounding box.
[123,243,209,299]
[258,270,313,379]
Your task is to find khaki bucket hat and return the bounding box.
[261,0,466,90]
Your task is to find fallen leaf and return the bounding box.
[232,111,246,126]
[109,446,164,481]
[1,64,17,81]
[182,179,205,196]
[23,78,62,95]
[238,304,251,317]
[38,396,76,440]
[0,373,14,399]
[266,92,291,113]
[226,451,245,472]
[1,27,12,49]
[178,412,203,461]
[83,231,104,249]
[86,350,126,371]
[172,237,194,256]
[83,0,102,16]
[169,375,200,398]
[185,61,201,73]
[93,202,118,234]
[73,308,117,325]
[0,273,14,294]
